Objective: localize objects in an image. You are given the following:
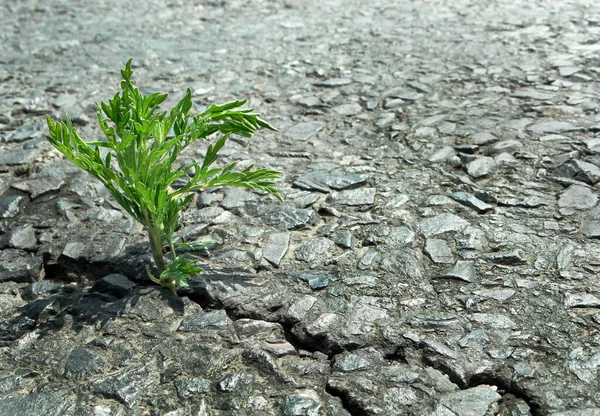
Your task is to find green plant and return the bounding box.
[46,59,283,294]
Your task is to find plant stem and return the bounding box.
[148,229,165,273]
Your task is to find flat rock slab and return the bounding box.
[329,188,376,205]
[285,121,325,141]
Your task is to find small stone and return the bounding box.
[0,249,44,283]
[555,160,600,185]
[11,177,65,199]
[260,205,315,230]
[582,207,600,238]
[333,103,363,116]
[418,213,470,237]
[0,225,37,251]
[449,192,493,214]
[285,122,325,141]
[424,238,454,264]
[485,249,527,265]
[485,140,523,156]
[262,232,290,266]
[174,377,212,399]
[90,364,157,407]
[564,293,600,308]
[467,156,497,179]
[315,78,353,87]
[528,121,579,134]
[314,173,368,191]
[558,185,598,213]
[295,238,334,264]
[558,66,582,77]
[470,313,516,329]
[512,89,555,100]
[0,195,24,218]
[65,348,105,379]
[334,231,356,249]
[440,260,476,282]
[178,310,232,332]
[458,329,489,348]
[3,124,42,143]
[329,188,376,206]
[90,274,135,298]
[234,319,285,342]
[0,149,38,166]
[435,385,501,415]
[471,132,497,145]
[288,270,339,290]
[428,146,457,163]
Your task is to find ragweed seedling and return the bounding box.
[46,59,283,294]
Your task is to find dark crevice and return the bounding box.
[468,373,542,416]
[325,382,367,416]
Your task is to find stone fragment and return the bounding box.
[564,293,600,308]
[358,249,379,269]
[314,173,368,190]
[458,329,489,348]
[178,309,232,332]
[440,260,476,282]
[0,195,24,218]
[288,270,339,290]
[0,391,74,416]
[11,177,65,199]
[220,188,256,210]
[287,295,318,321]
[315,78,353,87]
[0,149,38,166]
[285,122,325,141]
[555,160,600,185]
[471,132,497,145]
[329,188,376,205]
[218,372,254,392]
[90,274,135,299]
[21,281,63,301]
[174,377,211,399]
[90,364,157,407]
[485,139,523,156]
[582,207,600,238]
[282,394,322,416]
[295,238,334,264]
[528,121,579,134]
[485,249,527,265]
[512,89,555,100]
[0,225,37,250]
[424,239,454,264]
[435,385,501,415]
[428,146,457,163]
[449,192,493,214]
[260,205,315,230]
[559,66,582,77]
[470,313,516,329]
[64,348,105,379]
[234,319,285,342]
[333,103,363,116]
[558,185,597,213]
[334,231,357,249]
[418,213,470,237]
[385,227,415,248]
[3,123,42,143]
[466,156,497,179]
[262,232,290,266]
[0,249,43,283]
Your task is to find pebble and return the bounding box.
[466,156,497,178]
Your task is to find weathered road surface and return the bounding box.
[0,0,599,415]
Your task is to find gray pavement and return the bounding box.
[1,0,600,415]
